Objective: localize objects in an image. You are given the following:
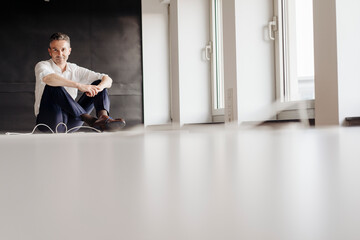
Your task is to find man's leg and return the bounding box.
[76,80,110,118]
[75,80,125,131]
[36,85,87,133]
[66,80,109,131]
[36,103,67,133]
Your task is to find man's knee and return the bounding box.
[42,85,75,107]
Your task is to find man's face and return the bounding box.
[48,40,71,66]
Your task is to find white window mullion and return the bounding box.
[210,0,225,119]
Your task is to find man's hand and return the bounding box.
[95,85,105,93]
[77,83,100,97]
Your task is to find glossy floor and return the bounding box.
[1,124,360,240]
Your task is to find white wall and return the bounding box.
[336,0,360,125]
[142,0,171,126]
[313,0,339,126]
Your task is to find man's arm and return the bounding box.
[43,73,78,88]
[43,73,100,97]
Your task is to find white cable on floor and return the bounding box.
[5,122,101,135]
[67,125,101,133]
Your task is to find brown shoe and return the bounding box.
[92,115,126,132]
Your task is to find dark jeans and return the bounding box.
[36,80,110,133]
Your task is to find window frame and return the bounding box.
[274,0,315,120]
[210,0,225,122]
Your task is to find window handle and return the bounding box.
[268,16,277,41]
[205,41,212,61]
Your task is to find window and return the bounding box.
[275,0,315,103]
[209,0,315,123]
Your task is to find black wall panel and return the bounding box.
[0,0,143,131]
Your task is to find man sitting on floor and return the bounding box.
[34,32,125,133]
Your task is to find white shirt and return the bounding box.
[34,59,107,116]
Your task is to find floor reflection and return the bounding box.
[0,124,360,240]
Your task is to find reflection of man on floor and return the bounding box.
[34,32,125,132]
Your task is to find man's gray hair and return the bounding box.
[49,32,71,47]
